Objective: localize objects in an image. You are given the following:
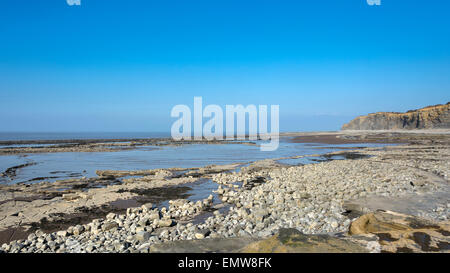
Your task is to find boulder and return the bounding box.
[156,219,175,228]
[349,211,450,253]
[102,221,119,231]
[241,228,367,253]
[135,231,151,242]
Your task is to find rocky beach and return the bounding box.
[0,131,449,253]
[2,1,450,265]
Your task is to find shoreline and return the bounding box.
[1,130,449,155]
[0,131,449,253]
[0,138,256,155]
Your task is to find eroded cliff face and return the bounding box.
[342,102,450,130]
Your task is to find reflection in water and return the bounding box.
[0,139,392,184]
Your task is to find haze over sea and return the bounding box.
[0,132,170,141]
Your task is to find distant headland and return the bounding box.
[342,102,450,130]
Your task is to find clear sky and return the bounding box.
[0,0,449,132]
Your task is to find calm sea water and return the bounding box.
[0,132,170,141]
[0,134,393,184]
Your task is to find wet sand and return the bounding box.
[287,134,398,144]
[0,138,254,155]
[284,130,450,144]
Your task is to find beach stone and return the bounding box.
[102,221,119,231]
[138,243,151,253]
[27,233,37,241]
[2,243,10,252]
[157,219,175,227]
[73,225,85,236]
[330,221,339,229]
[48,241,57,250]
[253,209,269,222]
[141,203,154,212]
[194,229,211,240]
[148,211,160,221]
[106,213,116,220]
[86,245,96,252]
[140,217,151,226]
[56,230,67,237]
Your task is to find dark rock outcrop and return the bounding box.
[342,102,450,130]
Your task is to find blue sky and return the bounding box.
[0,0,449,132]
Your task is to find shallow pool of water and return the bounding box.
[0,138,393,184]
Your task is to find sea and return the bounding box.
[0,132,392,184]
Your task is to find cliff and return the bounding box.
[342,102,450,130]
